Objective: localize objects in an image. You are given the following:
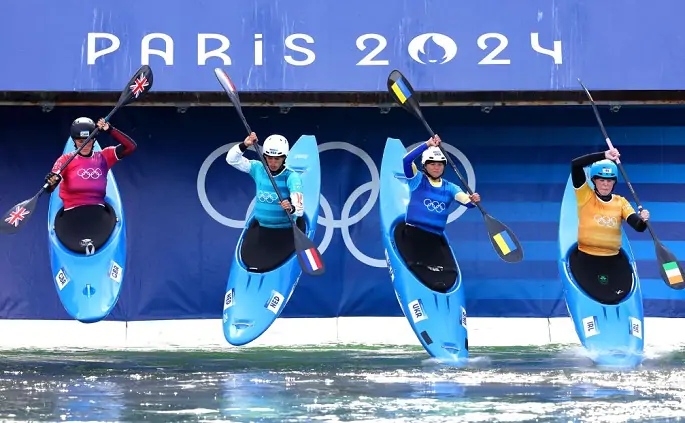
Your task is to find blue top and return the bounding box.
[402,143,474,234]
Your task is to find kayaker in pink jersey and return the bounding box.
[45,117,137,254]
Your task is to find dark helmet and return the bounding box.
[70,117,96,140]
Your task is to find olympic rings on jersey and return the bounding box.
[77,168,103,180]
[257,191,279,203]
[197,140,475,268]
[423,199,446,213]
[594,214,618,227]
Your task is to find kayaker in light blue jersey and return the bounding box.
[226,132,304,228]
[402,135,480,235]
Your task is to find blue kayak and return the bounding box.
[47,139,127,323]
[379,138,468,364]
[558,174,644,368]
[222,135,321,346]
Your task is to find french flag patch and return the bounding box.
[300,248,322,272]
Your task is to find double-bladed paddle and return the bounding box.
[386,70,524,263]
[0,65,154,235]
[579,79,685,290]
[213,68,325,276]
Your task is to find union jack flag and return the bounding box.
[129,74,149,98]
[4,206,30,228]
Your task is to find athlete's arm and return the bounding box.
[626,214,647,232]
[452,184,476,208]
[99,127,138,168]
[287,172,304,217]
[226,142,252,173]
[108,127,137,160]
[571,152,606,188]
[621,197,647,232]
[402,142,428,178]
[45,154,69,193]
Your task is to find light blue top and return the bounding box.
[226,144,304,229]
[247,161,302,228]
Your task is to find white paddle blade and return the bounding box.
[214,68,238,95]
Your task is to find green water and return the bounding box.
[0,345,684,422]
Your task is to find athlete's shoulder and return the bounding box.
[573,180,591,191]
[613,194,633,207]
[286,169,303,191]
[53,152,75,167]
[445,179,461,190]
[574,182,593,201]
[248,159,263,174]
[285,167,301,178]
[93,148,108,158]
[410,170,426,183]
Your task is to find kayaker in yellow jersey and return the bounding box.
[569,147,650,304]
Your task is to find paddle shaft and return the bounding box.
[415,115,489,216]
[235,114,298,228]
[582,90,658,239]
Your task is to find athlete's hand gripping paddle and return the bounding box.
[213,68,325,277]
[0,65,154,235]
[386,70,523,264]
[579,79,685,290]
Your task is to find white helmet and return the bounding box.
[421,147,446,165]
[262,134,289,157]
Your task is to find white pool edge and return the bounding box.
[1,317,685,350]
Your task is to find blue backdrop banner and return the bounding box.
[1,0,684,92]
[1,105,685,321]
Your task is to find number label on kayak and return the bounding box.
[408,299,427,323]
[55,268,70,291]
[629,317,642,339]
[224,289,234,311]
[109,261,123,283]
[384,249,394,282]
[266,291,284,314]
[582,316,599,338]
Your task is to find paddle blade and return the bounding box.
[577,79,596,103]
[387,70,424,120]
[214,68,252,133]
[655,241,685,290]
[293,227,325,276]
[214,68,242,109]
[0,192,41,235]
[117,65,154,108]
[484,214,524,263]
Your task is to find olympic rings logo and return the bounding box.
[77,168,102,180]
[257,191,279,203]
[197,141,475,268]
[423,199,446,213]
[594,214,618,227]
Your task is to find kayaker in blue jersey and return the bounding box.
[226,132,305,272]
[402,135,480,232]
[396,135,481,292]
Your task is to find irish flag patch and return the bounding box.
[663,261,684,285]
